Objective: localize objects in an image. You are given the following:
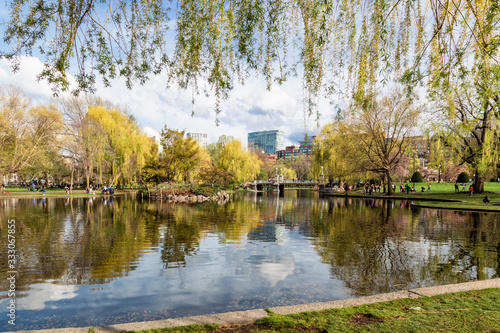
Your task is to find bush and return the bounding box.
[192,185,221,197]
[457,172,470,183]
[411,171,423,183]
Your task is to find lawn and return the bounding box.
[0,185,142,198]
[340,182,500,211]
[126,288,500,333]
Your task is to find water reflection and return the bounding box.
[0,192,499,330]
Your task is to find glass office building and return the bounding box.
[248,130,284,154]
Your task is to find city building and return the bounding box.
[266,154,277,164]
[276,136,316,162]
[408,135,431,167]
[276,145,300,160]
[248,130,284,155]
[186,132,208,147]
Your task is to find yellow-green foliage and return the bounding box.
[0,86,63,176]
[159,128,201,183]
[311,122,358,183]
[87,106,154,185]
[215,140,261,183]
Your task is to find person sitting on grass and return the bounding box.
[483,195,490,205]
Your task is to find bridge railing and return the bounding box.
[252,180,316,184]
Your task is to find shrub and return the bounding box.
[457,172,470,183]
[411,171,423,183]
[192,185,221,197]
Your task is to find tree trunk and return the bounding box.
[386,169,393,195]
[473,168,485,193]
[85,164,90,190]
[70,164,75,193]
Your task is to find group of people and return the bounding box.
[399,184,416,193]
[454,183,474,196]
[364,184,383,195]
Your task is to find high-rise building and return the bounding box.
[186,132,208,147]
[248,130,284,155]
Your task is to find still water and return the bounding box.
[0,191,499,331]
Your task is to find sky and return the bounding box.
[0,1,331,148]
[0,54,328,148]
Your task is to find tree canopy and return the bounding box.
[4,0,497,121]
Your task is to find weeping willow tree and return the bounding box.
[1,0,427,121]
[311,122,359,186]
[2,1,499,183]
[422,1,500,193]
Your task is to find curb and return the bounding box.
[9,278,500,333]
[410,203,500,212]
[322,193,463,202]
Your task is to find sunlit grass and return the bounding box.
[128,288,500,333]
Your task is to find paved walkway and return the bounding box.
[9,278,500,333]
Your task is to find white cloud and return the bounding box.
[0,56,76,103]
[1,56,327,146]
[17,282,78,310]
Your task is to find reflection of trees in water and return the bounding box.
[1,194,499,300]
[0,197,160,296]
[306,199,500,296]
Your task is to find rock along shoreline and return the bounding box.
[148,190,230,204]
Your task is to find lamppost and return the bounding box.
[438,165,441,183]
[276,168,278,183]
[320,166,324,185]
[412,155,416,189]
[280,168,283,182]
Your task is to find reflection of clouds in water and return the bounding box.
[18,282,78,310]
[257,256,295,287]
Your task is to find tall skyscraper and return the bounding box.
[248,130,284,154]
[186,132,208,147]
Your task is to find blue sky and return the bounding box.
[0,0,331,149]
[0,55,327,146]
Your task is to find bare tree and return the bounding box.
[347,91,419,195]
[0,85,63,184]
[58,95,109,190]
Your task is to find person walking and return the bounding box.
[454,183,459,192]
[469,184,474,196]
[427,183,431,192]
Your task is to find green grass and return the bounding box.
[392,181,500,194]
[340,182,500,211]
[0,186,143,198]
[126,288,500,333]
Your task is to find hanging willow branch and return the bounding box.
[1,0,499,122]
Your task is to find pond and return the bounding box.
[0,191,499,331]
